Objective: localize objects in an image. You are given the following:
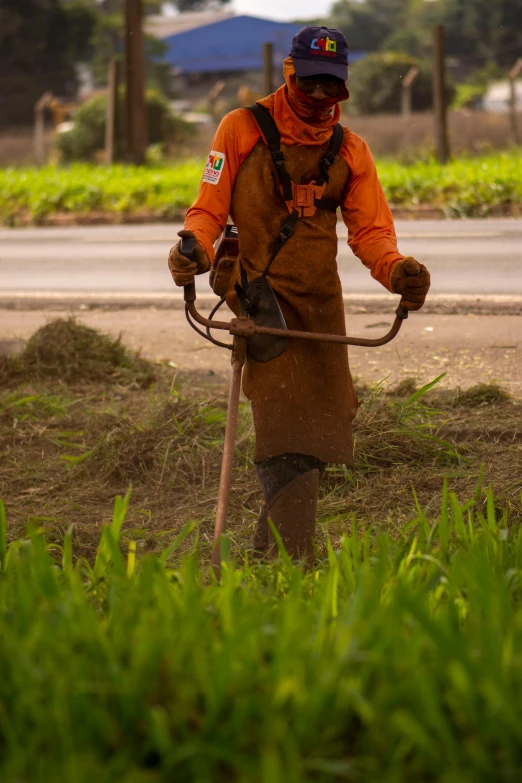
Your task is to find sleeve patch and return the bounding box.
[202,150,226,185]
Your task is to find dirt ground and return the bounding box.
[1,306,521,396]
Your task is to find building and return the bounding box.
[483,80,522,113]
[148,13,365,79]
[145,10,233,41]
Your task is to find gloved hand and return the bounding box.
[390,257,431,311]
[168,229,210,287]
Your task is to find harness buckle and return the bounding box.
[324,151,336,167]
[279,223,295,243]
[273,151,285,165]
[295,184,315,210]
[281,182,327,217]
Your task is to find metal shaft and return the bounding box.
[211,336,247,577]
[187,301,408,348]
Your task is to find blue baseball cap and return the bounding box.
[289,26,349,81]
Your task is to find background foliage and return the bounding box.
[348,52,456,115]
[0,0,230,127]
[56,90,193,161]
[329,0,522,66]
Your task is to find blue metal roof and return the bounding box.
[162,15,365,75]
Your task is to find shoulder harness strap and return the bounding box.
[315,124,345,212]
[247,103,344,215]
[246,103,299,276]
[316,123,344,187]
[248,103,293,202]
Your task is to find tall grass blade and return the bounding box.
[405,373,446,404]
[62,525,73,573]
[0,499,7,573]
[159,519,196,565]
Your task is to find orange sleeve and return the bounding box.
[340,130,403,292]
[184,109,261,264]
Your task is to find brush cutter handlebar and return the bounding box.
[180,236,196,303]
[180,236,408,349]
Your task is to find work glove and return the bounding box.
[168,229,210,287]
[390,257,431,311]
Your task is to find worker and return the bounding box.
[168,26,431,563]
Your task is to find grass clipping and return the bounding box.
[0,318,154,386]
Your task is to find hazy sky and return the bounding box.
[230,0,332,21]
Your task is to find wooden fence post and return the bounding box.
[433,25,450,163]
[125,0,147,165]
[207,80,226,121]
[508,58,522,146]
[263,42,274,97]
[34,92,52,167]
[402,66,419,117]
[105,58,120,165]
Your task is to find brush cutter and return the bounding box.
[180,236,409,576]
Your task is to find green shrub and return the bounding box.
[57,90,193,162]
[56,94,107,161]
[349,51,455,114]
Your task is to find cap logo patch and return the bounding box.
[310,37,337,57]
[202,150,225,185]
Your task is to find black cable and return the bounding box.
[205,296,232,349]
[185,304,232,351]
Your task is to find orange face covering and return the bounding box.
[257,57,349,146]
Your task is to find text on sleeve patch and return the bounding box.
[202,150,226,185]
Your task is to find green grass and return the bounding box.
[378,150,522,216]
[1,149,521,224]
[0,161,203,225]
[2,485,522,782]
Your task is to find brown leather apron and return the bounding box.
[227,138,358,465]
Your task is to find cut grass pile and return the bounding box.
[1,149,521,225]
[2,484,522,781]
[0,317,154,387]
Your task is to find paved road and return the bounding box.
[0,218,521,296]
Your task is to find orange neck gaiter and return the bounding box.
[257,57,349,146]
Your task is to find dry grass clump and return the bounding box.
[386,376,418,398]
[83,395,240,489]
[3,375,520,555]
[0,318,154,387]
[0,355,22,387]
[1,329,520,559]
[448,383,511,408]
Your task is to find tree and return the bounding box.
[329,0,409,52]
[329,0,522,67]
[89,0,231,89]
[348,51,455,114]
[0,0,96,127]
[56,89,192,161]
[329,1,392,52]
